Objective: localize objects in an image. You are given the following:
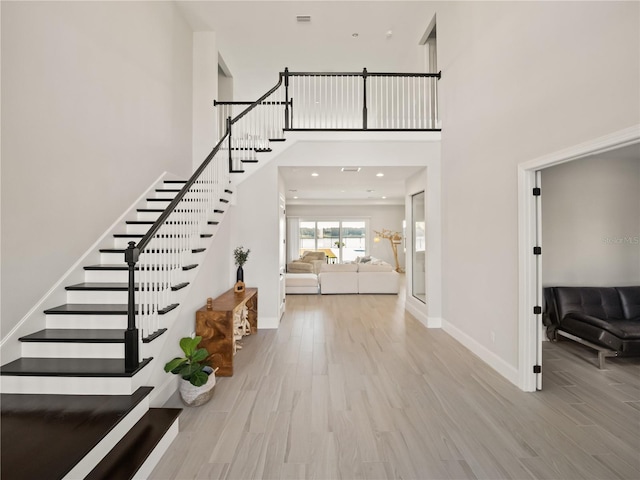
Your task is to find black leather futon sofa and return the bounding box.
[544,286,640,368]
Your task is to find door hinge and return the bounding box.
[533,187,541,196]
[533,365,541,374]
[533,246,542,255]
[533,306,542,315]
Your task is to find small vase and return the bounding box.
[236,266,244,282]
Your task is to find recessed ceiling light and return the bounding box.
[382,196,387,199]
[311,172,319,177]
[376,172,384,177]
[293,196,298,199]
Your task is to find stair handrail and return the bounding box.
[124,74,286,371]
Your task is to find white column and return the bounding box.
[192,32,218,172]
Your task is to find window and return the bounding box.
[298,219,368,263]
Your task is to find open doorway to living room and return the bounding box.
[518,127,640,391]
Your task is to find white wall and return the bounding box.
[234,163,282,328]
[286,204,406,268]
[1,1,193,336]
[542,155,640,287]
[438,1,640,371]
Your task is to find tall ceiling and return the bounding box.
[176,1,437,98]
[176,1,437,205]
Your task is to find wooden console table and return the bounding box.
[196,287,258,376]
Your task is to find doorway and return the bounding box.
[517,126,640,391]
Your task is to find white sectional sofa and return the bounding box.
[318,260,399,294]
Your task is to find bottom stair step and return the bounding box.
[0,387,152,480]
[86,408,181,480]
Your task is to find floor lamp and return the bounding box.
[374,229,404,273]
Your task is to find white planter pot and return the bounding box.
[178,373,216,406]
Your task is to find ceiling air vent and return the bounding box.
[296,15,311,23]
[341,167,361,173]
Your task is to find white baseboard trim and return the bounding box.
[441,318,519,387]
[405,301,442,328]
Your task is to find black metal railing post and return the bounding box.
[227,116,233,172]
[124,241,140,372]
[362,68,368,130]
[284,68,290,129]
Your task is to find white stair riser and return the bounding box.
[137,211,217,221]
[101,251,204,264]
[146,199,172,209]
[66,290,129,304]
[125,222,219,235]
[132,417,180,480]
[0,372,146,395]
[84,270,129,283]
[22,342,124,359]
[63,399,150,480]
[85,268,191,285]
[113,236,206,250]
[154,190,180,199]
[46,314,127,330]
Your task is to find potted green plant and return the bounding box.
[233,246,250,282]
[164,336,216,406]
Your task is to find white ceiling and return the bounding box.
[280,165,424,205]
[176,1,437,99]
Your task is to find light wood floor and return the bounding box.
[151,292,640,480]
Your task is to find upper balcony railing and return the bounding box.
[216,68,441,134]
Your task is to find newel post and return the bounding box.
[227,116,233,173]
[362,68,368,130]
[125,241,140,372]
[284,67,290,129]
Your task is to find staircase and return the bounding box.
[0,179,236,479]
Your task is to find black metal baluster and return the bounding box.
[362,68,368,130]
[284,68,290,130]
[227,116,232,172]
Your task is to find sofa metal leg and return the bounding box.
[557,330,618,369]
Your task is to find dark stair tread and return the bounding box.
[241,159,259,163]
[100,247,206,254]
[86,408,182,480]
[225,189,233,194]
[0,387,153,480]
[136,208,165,213]
[214,209,224,214]
[146,198,172,201]
[84,263,198,271]
[219,198,230,203]
[66,282,189,292]
[269,138,286,142]
[164,180,187,183]
[0,357,152,377]
[208,221,219,225]
[155,188,181,193]
[230,169,246,173]
[19,329,125,343]
[113,233,213,239]
[43,303,178,315]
